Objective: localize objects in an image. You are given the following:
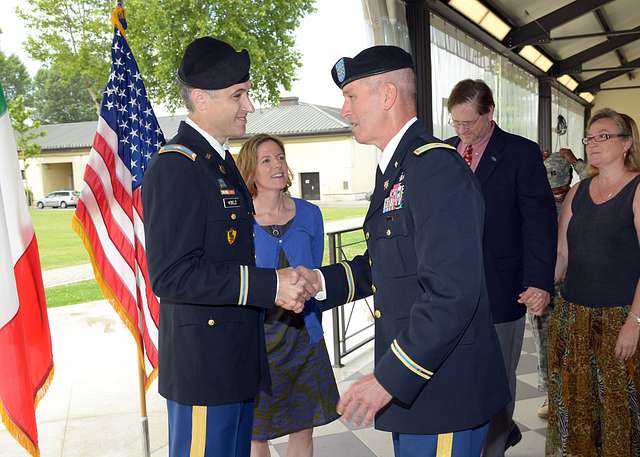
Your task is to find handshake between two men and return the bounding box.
[275,267,323,313]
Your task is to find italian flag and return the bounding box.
[0,83,53,456]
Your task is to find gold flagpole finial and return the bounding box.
[111,5,127,42]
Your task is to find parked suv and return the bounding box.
[36,190,80,209]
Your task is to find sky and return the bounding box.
[0,0,371,112]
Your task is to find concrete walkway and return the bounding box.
[42,264,94,288]
[0,299,548,457]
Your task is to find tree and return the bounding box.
[31,63,98,124]
[17,0,112,112]
[18,0,315,111]
[0,51,31,102]
[9,95,46,205]
[9,95,45,167]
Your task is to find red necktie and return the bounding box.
[463,144,473,167]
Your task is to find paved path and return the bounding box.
[42,263,94,288]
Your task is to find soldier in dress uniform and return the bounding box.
[305,45,510,457]
[142,37,311,457]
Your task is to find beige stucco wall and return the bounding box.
[25,149,89,201]
[592,88,640,126]
[28,135,377,203]
[229,134,377,201]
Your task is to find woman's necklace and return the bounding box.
[595,174,625,203]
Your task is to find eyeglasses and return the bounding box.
[448,116,481,130]
[581,133,630,145]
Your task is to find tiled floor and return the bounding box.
[270,323,548,457]
[0,302,548,456]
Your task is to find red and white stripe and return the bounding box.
[0,101,53,457]
[73,117,159,383]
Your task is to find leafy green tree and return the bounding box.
[9,95,45,167]
[9,95,46,205]
[0,51,31,102]
[18,0,315,111]
[17,0,112,112]
[31,63,98,124]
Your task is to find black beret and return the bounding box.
[331,45,414,89]
[177,37,250,90]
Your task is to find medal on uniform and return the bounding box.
[226,228,237,245]
[217,178,236,195]
[383,182,405,213]
[384,180,389,190]
[219,164,226,174]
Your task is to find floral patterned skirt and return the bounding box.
[252,307,340,441]
[546,298,640,457]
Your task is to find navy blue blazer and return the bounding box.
[320,121,510,434]
[447,124,557,323]
[142,122,277,406]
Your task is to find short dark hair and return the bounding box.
[447,79,495,114]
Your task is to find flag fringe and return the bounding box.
[71,214,157,390]
[0,364,54,457]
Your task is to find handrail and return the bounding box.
[324,219,374,367]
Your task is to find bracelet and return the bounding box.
[629,310,640,325]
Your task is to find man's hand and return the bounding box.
[276,268,308,313]
[336,373,392,427]
[518,286,550,316]
[295,266,322,297]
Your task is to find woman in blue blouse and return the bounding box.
[237,134,339,457]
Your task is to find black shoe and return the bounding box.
[505,426,522,451]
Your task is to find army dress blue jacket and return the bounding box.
[142,121,277,406]
[319,121,510,434]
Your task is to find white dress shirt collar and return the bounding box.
[378,117,417,174]
[185,117,227,160]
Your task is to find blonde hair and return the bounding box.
[586,108,640,175]
[237,134,293,197]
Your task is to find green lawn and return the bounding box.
[45,280,103,308]
[31,208,89,270]
[320,206,367,222]
[31,206,368,271]
[319,207,368,265]
[32,205,368,307]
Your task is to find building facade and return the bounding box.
[24,97,377,202]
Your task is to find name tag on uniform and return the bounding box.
[223,197,241,208]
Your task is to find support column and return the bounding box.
[405,0,432,130]
[538,78,552,152]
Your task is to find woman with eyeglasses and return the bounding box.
[546,109,640,456]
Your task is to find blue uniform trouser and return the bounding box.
[167,399,254,457]
[392,422,489,457]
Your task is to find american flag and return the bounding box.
[72,9,165,388]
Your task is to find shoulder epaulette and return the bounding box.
[413,142,457,156]
[158,144,197,161]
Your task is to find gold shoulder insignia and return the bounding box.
[413,142,456,156]
[158,144,197,161]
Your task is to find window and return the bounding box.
[552,87,586,161]
[430,14,538,142]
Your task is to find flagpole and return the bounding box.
[112,3,150,455]
[138,357,151,457]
